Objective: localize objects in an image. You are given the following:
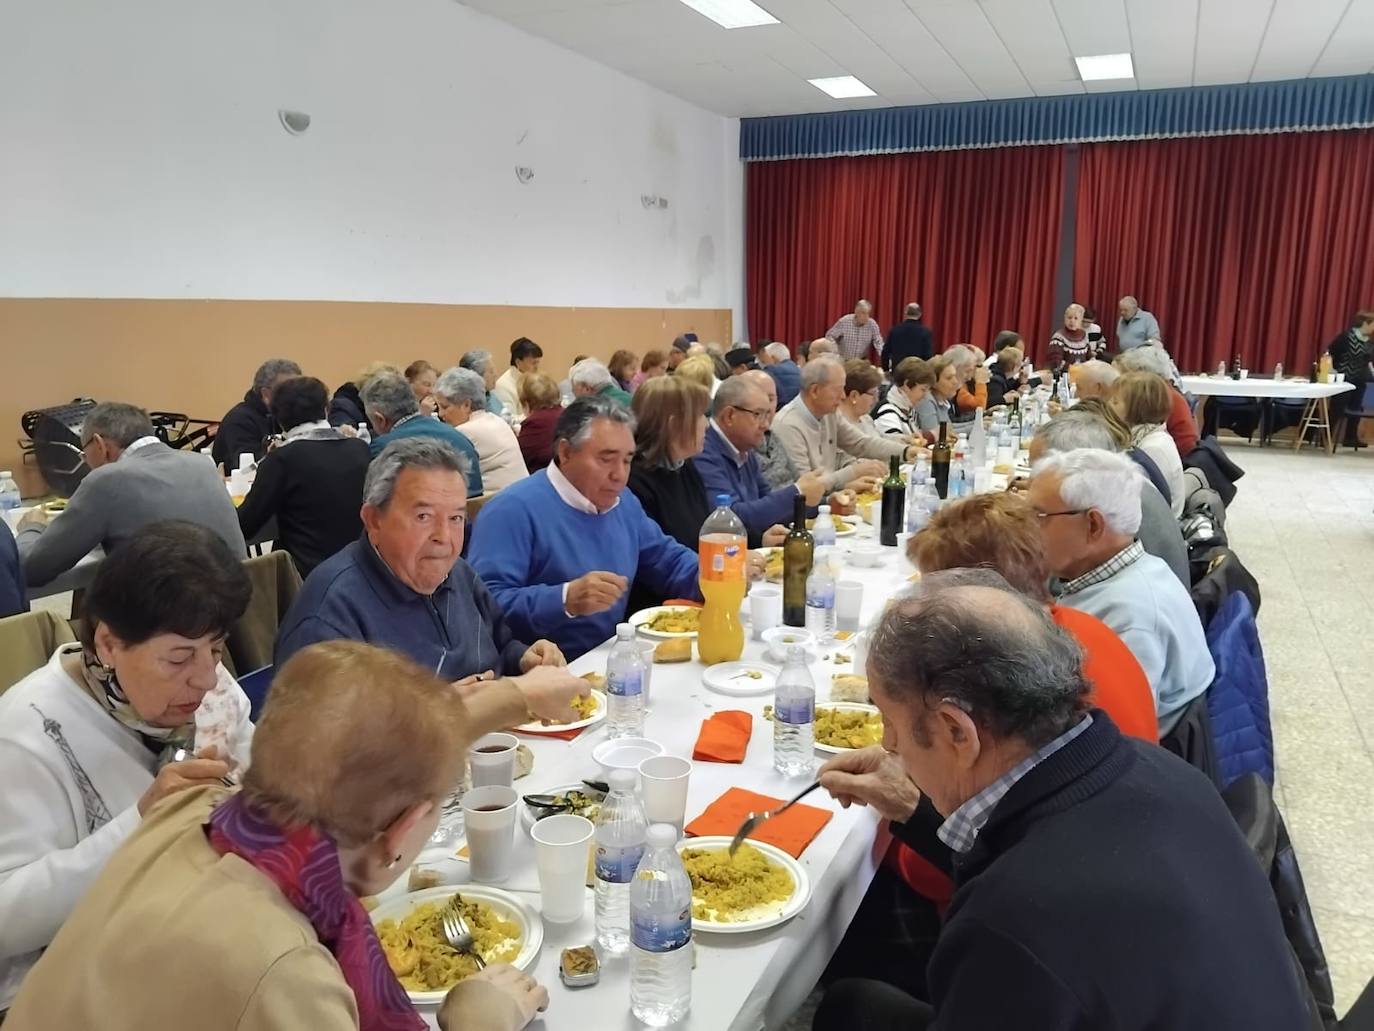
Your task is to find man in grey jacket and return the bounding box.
[1029,412,1189,588]
[17,403,246,588]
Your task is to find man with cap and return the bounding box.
[725,346,759,376]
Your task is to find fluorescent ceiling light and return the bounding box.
[808,75,877,99]
[1074,52,1134,81]
[676,0,778,29]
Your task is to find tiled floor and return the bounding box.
[784,442,1374,1028]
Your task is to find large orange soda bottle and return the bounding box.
[698,494,747,664]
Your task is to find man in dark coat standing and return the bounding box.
[883,303,934,374]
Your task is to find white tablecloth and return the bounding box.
[390,519,921,1031]
[1180,375,1355,400]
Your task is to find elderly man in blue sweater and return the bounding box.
[696,376,826,547]
[275,438,586,722]
[469,397,701,660]
[361,371,483,497]
[1029,448,1213,734]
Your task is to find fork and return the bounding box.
[439,894,486,969]
[727,780,823,856]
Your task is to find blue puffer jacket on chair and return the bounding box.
[1204,590,1274,788]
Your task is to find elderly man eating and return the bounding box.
[813,574,1308,1031]
[1029,449,1212,732]
[469,397,701,659]
[276,439,583,717]
[773,357,921,494]
[696,376,826,547]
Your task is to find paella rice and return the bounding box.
[681,844,794,922]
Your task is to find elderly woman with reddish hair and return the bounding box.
[6,641,552,1031]
[909,491,1156,742]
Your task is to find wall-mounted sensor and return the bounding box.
[279,110,311,135]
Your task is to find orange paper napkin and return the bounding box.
[692,710,753,763]
[685,787,832,858]
[513,725,585,742]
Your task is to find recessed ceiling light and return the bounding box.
[1074,52,1134,81]
[808,75,877,99]
[676,0,778,29]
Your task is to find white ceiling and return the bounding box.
[462,0,1374,118]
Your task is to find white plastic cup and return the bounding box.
[638,755,692,837]
[461,785,518,883]
[468,733,518,788]
[749,585,783,640]
[530,813,595,923]
[237,452,255,472]
[835,581,864,632]
[1239,369,1249,380]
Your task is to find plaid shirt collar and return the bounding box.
[937,714,1095,853]
[1058,541,1144,597]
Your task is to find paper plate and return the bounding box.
[369,885,543,1005]
[513,690,606,734]
[701,660,780,697]
[806,518,858,538]
[629,605,701,639]
[677,837,811,934]
[813,702,884,756]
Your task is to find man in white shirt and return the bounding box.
[1029,448,1213,733]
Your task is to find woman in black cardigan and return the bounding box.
[626,376,712,612]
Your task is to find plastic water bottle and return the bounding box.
[0,472,20,515]
[905,476,923,533]
[1274,362,1284,380]
[969,409,987,467]
[594,769,647,956]
[810,504,836,547]
[356,423,371,445]
[605,623,646,739]
[773,644,816,776]
[630,824,694,1026]
[804,552,835,642]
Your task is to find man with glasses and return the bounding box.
[15,402,246,588]
[773,357,921,495]
[697,376,827,547]
[1028,448,1212,734]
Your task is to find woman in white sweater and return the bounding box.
[0,522,254,1010]
[1112,371,1187,517]
[435,366,531,492]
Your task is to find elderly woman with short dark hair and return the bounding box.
[236,376,371,577]
[434,367,529,491]
[0,521,254,1010]
[6,641,553,1031]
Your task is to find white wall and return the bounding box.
[0,0,745,325]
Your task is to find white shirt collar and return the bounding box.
[547,463,619,516]
[121,436,161,458]
[710,420,746,466]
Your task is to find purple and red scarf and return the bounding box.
[208,793,424,1031]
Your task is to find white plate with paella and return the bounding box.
[812,702,885,756]
[372,885,543,1005]
[676,837,811,934]
[629,605,701,639]
[513,683,606,734]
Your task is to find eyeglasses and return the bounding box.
[1034,508,1088,521]
[728,405,770,422]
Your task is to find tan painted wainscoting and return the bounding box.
[0,298,732,495]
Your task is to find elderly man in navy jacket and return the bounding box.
[696,376,826,547]
[814,571,1308,1031]
[275,437,578,699]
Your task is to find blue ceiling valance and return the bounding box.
[740,75,1374,161]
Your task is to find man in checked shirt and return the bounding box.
[825,299,885,363]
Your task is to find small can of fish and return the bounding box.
[559,945,600,988]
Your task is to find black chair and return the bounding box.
[1331,382,1374,450]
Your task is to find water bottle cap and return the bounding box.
[818,505,830,514]
[616,623,634,639]
[0,471,10,478]
[609,769,637,792]
[715,493,731,506]
[646,824,678,849]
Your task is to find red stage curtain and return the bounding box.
[1073,130,1374,374]
[747,147,1065,358]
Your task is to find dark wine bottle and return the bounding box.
[782,493,813,627]
[931,421,951,500]
[879,454,904,546]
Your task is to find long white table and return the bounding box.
[386,519,921,1031]
[1181,375,1356,453]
